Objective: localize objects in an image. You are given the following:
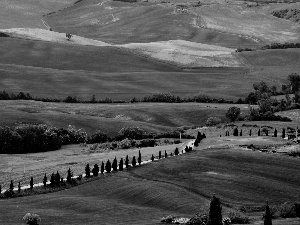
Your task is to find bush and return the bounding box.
[4,189,15,198]
[187,213,209,225]
[89,130,108,143]
[228,210,250,224]
[206,117,222,126]
[22,213,41,225]
[226,107,241,122]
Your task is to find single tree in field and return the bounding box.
[165,150,168,158]
[67,168,72,183]
[274,129,277,137]
[92,164,99,176]
[50,173,55,187]
[9,180,14,191]
[112,157,118,171]
[226,106,241,122]
[66,33,72,40]
[125,155,129,168]
[30,177,34,190]
[106,160,111,173]
[282,128,285,138]
[85,163,91,178]
[132,156,137,167]
[119,158,124,171]
[208,194,223,225]
[159,150,162,159]
[233,128,238,136]
[151,154,154,161]
[264,201,272,225]
[101,162,104,174]
[55,171,61,186]
[138,150,142,165]
[175,147,179,156]
[43,173,47,187]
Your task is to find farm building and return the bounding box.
[175,5,188,13]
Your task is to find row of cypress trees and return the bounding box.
[4,144,193,194]
[227,127,285,138]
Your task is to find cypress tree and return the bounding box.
[258,129,261,136]
[194,139,199,147]
[18,182,21,193]
[282,128,285,138]
[92,164,99,176]
[50,172,55,187]
[151,154,154,161]
[101,161,104,174]
[138,150,142,165]
[240,129,242,136]
[249,129,252,136]
[165,150,168,158]
[9,180,14,191]
[208,194,223,225]
[106,160,111,173]
[274,129,277,137]
[159,151,161,159]
[170,153,173,156]
[264,201,272,225]
[85,163,91,178]
[175,147,179,155]
[43,173,47,187]
[67,168,72,183]
[30,177,33,190]
[233,128,238,136]
[55,171,60,186]
[125,155,129,168]
[0,185,1,193]
[132,156,136,167]
[119,158,124,171]
[112,157,118,171]
[266,130,269,136]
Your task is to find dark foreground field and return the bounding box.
[1,145,300,224]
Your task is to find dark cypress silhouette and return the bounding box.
[30,177,34,190]
[165,150,168,158]
[258,129,261,136]
[18,182,21,193]
[233,128,238,136]
[264,201,272,225]
[132,156,137,167]
[43,173,47,187]
[138,150,142,165]
[125,155,129,168]
[55,171,61,186]
[119,158,124,171]
[50,173,55,187]
[170,153,173,156]
[151,154,154,161]
[101,162,104,174]
[159,151,162,159]
[112,157,118,171]
[92,164,99,176]
[208,194,223,225]
[274,129,277,137]
[9,180,14,191]
[175,147,179,155]
[194,139,199,147]
[240,129,242,136]
[282,128,285,138]
[249,129,252,136]
[106,160,111,173]
[85,163,91,178]
[67,168,72,183]
[266,130,269,136]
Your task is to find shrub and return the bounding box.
[22,213,41,225]
[175,147,179,155]
[228,210,250,224]
[4,189,15,198]
[206,117,222,126]
[187,213,209,225]
[279,203,296,218]
[117,138,134,149]
[226,107,241,122]
[89,130,108,143]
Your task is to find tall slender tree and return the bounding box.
[85,163,91,178]
[92,164,99,176]
[264,201,272,225]
[55,171,61,186]
[112,157,118,171]
[159,151,161,159]
[282,128,286,138]
[50,173,55,187]
[101,161,104,174]
[18,182,21,193]
[208,195,223,225]
[151,154,154,161]
[165,150,168,158]
[132,156,137,167]
[67,168,72,183]
[119,158,124,171]
[175,147,179,155]
[125,155,129,168]
[258,129,261,136]
[30,177,34,190]
[138,150,142,165]
[9,180,14,191]
[274,129,277,137]
[43,173,47,187]
[105,160,111,173]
